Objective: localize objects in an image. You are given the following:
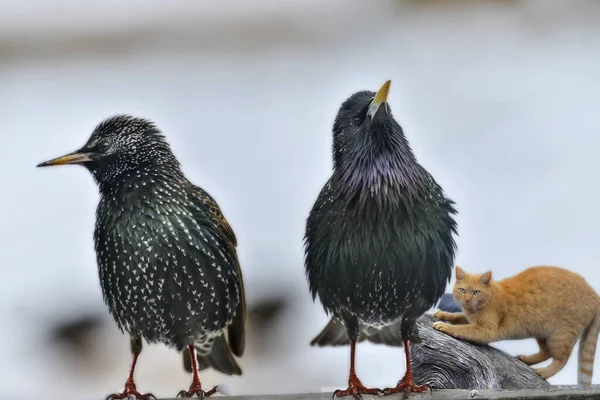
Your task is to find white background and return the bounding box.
[1,1,599,399]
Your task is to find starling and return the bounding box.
[37,115,246,399]
[304,81,458,398]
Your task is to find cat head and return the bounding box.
[452,266,493,312]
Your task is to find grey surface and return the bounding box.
[152,388,600,400]
[410,315,551,390]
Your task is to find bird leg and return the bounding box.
[106,349,156,400]
[333,339,383,399]
[177,345,218,398]
[383,338,429,399]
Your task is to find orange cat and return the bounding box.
[432,265,600,388]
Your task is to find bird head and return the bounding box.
[36,115,180,186]
[331,80,416,191]
[332,80,408,168]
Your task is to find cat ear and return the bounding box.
[455,266,465,280]
[480,271,492,285]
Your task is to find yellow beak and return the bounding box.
[367,80,391,119]
[36,151,94,167]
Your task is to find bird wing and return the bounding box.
[191,184,238,248]
[304,178,337,301]
[186,181,246,358]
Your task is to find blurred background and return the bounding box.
[1,0,600,398]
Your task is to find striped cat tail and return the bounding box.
[578,309,600,388]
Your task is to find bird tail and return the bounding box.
[182,335,242,376]
[310,318,352,346]
[366,320,410,346]
[310,318,382,347]
[311,317,422,348]
[578,308,600,388]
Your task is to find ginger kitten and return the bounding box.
[432,265,600,388]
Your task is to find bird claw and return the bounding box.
[176,384,218,399]
[105,381,156,400]
[382,378,430,399]
[333,389,383,400]
[332,377,383,399]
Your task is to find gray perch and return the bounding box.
[157,389,600,400]
[311,294,551,390]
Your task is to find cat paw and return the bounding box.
[535,368,551,380]
[517,355,528,363]
[432,309,444,320]
[433,321,451,333]
[517,354,536,365]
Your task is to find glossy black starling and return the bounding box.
[304,81,458,398]
[37,115,246,399]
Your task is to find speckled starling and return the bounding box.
[37,115,246,399]
[304,81,458,398]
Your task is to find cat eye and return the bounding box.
[473,290,481,295]
[459,288,466,293]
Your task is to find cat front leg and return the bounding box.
[433,322,496,345]
[432,309,469,324]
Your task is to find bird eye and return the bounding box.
[459,288,466,294]
[352,117,362,126]
[96,141,111,153]
[473,290,480,295]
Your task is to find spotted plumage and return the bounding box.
[304,81,458,398]
[37,115,246,399]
